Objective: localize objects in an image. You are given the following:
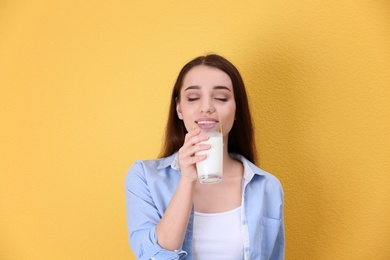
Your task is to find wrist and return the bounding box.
[178,177,197,187]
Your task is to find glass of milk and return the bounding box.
[195,123,223,184]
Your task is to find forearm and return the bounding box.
[156,179,196,251]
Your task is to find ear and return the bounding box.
[176,99,183,120]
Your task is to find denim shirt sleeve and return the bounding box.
[125,161,187,260]
[269,203,285,260]
[264,177,285,260]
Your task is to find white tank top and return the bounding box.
[193,206,244,260]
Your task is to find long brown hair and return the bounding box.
[159,54,257,164]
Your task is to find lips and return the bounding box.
[195,118,218,129]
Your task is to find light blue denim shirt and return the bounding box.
[125,153,285,260]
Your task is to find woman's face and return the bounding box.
[176,65,236,140]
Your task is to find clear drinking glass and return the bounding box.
[195,123,223,184]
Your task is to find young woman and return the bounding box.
[125,54,285,260]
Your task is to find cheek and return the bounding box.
[223,119,235,137]
[220,105,236,135]
[179,105,194,132]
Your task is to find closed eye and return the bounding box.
[187,97,199,102]
[215,98,228,102]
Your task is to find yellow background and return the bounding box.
[1,1,390,259]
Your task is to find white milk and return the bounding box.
[195,135,223,184]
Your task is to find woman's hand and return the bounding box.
[156,128,209,250]
[177,128,210,182]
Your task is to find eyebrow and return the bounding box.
[184,85,231,92]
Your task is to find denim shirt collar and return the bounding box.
[157,152,180,170]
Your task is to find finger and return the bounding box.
[179,141,210,159]
[189,143,211,155]
[185,133,209,147]
[192,154,207,164]
[184,128,201,141]
[178,143,209,165]
[181,154,207,167]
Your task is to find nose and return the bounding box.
[199,98,215,114]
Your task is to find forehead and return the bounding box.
[182,65,233,90]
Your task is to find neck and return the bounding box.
[222,137,240,173]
